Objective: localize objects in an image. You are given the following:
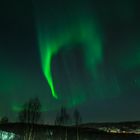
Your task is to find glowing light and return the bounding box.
[33,1,103,100]
[0,131,15,140]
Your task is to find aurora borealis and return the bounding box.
[0,0,140,123]
[33,0,104,99]
[34,5,103,99]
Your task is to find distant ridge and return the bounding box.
[80,121,140,128]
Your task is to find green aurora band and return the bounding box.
[34,0,103,99]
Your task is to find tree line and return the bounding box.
[0,97,82,140]
[15,97,82,126]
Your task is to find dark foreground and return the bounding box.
[0,123,140,140]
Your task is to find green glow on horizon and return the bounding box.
[13,105,48,112]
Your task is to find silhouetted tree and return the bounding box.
[55,106,70,126]
[73,109,82,126]
[55,106,70,140]
[18,97,42,140]
[73,109,82,140]
[18,97,42,124]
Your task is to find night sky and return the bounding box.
[0,0,140,123]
